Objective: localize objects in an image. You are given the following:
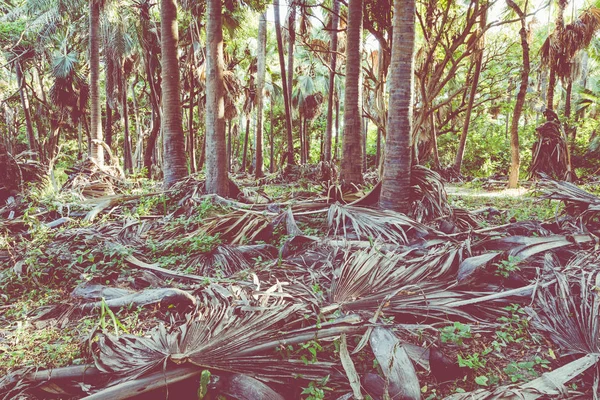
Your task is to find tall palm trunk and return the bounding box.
[340,0,364,185]
[287,4,295,106]
[270,97,275,173]
[334,92,340,160]
[15,62,37,159]
[161,0,188,187]
[89,0,104,164]
[274,0,295,165]
[380,0,416,213]
[105,99,112,150]
[454,5,487,173]
[507,0,530,189]
[188,55,197,173]
[323,0,339,162]
[205,0,229,195]
[123,77,133,173]
[242,117,250,172]
[255,12,267,178]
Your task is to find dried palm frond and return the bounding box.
[327,203,430,245]
[528,271,600,356]
[410,165,452,223]
[91,286,356,386]
[203,210,273,245]
[529,121,571,181]
[330,246,464,305]
[184,244,277,277]
[538,178,600,225]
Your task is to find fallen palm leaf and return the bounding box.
[369,327,420,400]
[327,203,430,244]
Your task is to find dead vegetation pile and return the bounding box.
[1,171,600,399]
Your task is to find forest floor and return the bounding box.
[1,168,599,399]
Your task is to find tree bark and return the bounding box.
[161,0,188,187]
[270,97,274,173]
[323,0,339,162]
[340,0,365,185]
[380,0,415,213]
[453,4,486,173]
[287,4,295,107]
[255,12,267,178]
[507,0,529,189]
[205,0,229,195]
[123,77,133,173]
[334,92,340,160]
[15,62,37,159]
[89,0,104,164]
[274,0,295,165]
[105,99,113,151]
[242,116,250,172]
[188,57,197,174]
[140,0,162,177]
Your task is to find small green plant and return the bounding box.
[440,322,472,346]
[494,256,521,278]
[301,376,331,400]
[503,357,550,383]
[457,352,487,371]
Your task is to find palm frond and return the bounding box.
[327,204,430,245]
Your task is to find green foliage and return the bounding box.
[440,322,472,346]
[301,376,331,400]
[494,256,521,278]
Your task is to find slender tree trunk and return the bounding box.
[380,0,416,213]
[334,92,340,160]
[105,99,113,150]
[299,114,305,164]
[363,118,368,172]
[197,92,205,170]
[255,12,267,178]
[227,120,232,172]
[287,4,295,105]
[323,0,339,162]
[340,0,364,185]
[454,5,486,173]
[507,0,530,189]
[429,110,440,169]
[78,120,83,160]
[161,0,188,187]
[141,2,162,177]
[15,62,37,159]
[89,0,103,164]
[188,60,197,173]
[242,116,250,172]
[304,117,309,163]
[205,0,229,195]
[565,81,572,119]
[131,81,144,169]
[376,127,381,167]
[274,0,295,165]
[270,97,275,173]
[123,78,133,173]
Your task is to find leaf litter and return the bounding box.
[1,171,600,398]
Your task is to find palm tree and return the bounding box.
[205,0,229,195]
[160,0,188,187]
[340,0,364,185]
[322,0,339,162]
[274,0,295,165]
[255,12,267,178]
[89,0,104,164]
[380,0,415,213]
[542,2,600,113]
